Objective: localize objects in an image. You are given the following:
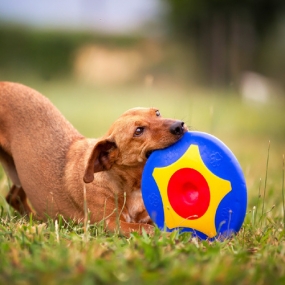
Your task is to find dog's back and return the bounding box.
[0,82,83,216]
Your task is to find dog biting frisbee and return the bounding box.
[141,131,247,239]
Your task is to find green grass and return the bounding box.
[1,78,285,284]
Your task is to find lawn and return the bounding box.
[1,78,285,284]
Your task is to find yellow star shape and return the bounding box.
[153,144,231,237]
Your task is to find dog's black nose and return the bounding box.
[170,121,185,136]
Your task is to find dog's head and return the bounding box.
[83,107,187,183]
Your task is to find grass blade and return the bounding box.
[254,178,262,226]
[282,154,285,230]
[261,140,270,227]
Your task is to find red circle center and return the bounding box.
[167,168,210,220]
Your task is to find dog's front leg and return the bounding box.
[105,217,154,237]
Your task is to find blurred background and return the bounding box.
[0,0,285,207]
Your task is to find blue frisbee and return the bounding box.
[141,131,247,240]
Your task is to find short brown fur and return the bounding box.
[0,82,187,236]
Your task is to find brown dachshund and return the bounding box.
[0,82,187,236]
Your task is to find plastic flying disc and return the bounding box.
[141,131,247,239]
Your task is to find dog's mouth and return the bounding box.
[145,129,187,160]
[145,133,188,159]
[145,150,154,159]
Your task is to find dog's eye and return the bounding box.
[134,127,144,137]
[155,110,160,117]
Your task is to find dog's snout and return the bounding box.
[170,121,185,136]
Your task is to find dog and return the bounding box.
[0,82,187,236]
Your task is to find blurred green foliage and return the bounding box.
[163,0,285,36]
[0,26,140,80]
[162,0,285,87]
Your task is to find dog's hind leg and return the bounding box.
[5,185,32,215]
[0,147,33,215]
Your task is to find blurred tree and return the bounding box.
[163,0,285,87]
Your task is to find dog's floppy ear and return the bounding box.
[83,138,118,183]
